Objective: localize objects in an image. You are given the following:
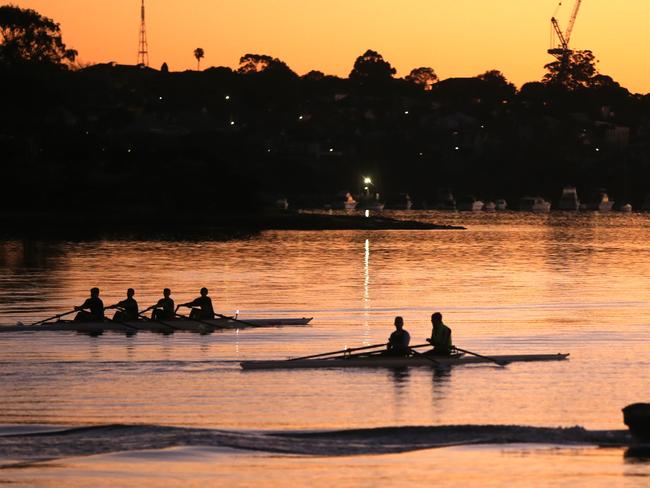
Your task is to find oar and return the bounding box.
[28,310,77,327]
[409,347,442,366]
[342,343,431,360]
[137,308,177,333]
[453,346,510,367]
[173,312,217,334]
[101,309,139,336]
[289,343,388,361]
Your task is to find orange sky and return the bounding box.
[12,0,650,93]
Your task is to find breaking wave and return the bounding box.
[0,423,633,466]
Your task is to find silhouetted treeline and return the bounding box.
[3,6,650,216]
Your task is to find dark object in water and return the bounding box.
[622,403,650,441]
[624,446,650,461]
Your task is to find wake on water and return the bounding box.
[0,423,634,466]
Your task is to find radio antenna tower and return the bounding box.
[137,0,149,66]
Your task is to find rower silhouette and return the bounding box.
[106,288,139,321]
[384,316,411,356]
[426,312,453,355]
[149,288,175,320]
[178,287,215,320]
[74,287,105,322]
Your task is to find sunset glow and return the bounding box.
[12,0,650,93]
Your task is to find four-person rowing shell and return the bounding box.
[27,287,312,333]
[74,287,215,323]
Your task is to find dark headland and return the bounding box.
[3,5,650,235]
[0,209,463,240]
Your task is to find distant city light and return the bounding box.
[230,121,235,126]
[225,95,230,100]
[267,148,271,153]
[298,115,304,120]
[480,125,485,129]
[595,147,600,152]
[404,111,409,115]
[329,148,334,152]
[454,146,460,150]
[159,96,163,101]
[127,148,132,153]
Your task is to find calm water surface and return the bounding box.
[0,211,649,486]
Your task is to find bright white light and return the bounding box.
[595,147,600,152]
[404,111,409,115]
[418,152,423,156]
[365,210,370,218]
[225,95,230,100]
[127,148,132,153]
[298,115,303,120]
[363,177,372,185]
[454,146,460,150]
[159,96,163,101]
[329,148,334,152]
[230,121,235,126]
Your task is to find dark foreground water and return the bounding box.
[0,211,649,486]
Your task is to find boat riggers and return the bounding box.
[289,343,390,361]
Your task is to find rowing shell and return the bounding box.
[0,317,312,334]
[240,353,570,370]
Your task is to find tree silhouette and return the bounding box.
[349,49,396,83]
[194,47,204,71]
[0,5,77,67]
[405,67,438,90]
[543,50,598,90]
[477,69,512,87]
[237,53,296,77]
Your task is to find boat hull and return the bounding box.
[241,353,570,370]
[0,317,313,334]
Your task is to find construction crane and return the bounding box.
[548,0,583,60]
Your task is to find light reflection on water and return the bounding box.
[1,212,650,484]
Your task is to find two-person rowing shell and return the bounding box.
[385,312,453,357]
[73,287,216,322]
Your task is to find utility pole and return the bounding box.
[137,0,149,66]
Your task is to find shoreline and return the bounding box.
[0,210,465,240]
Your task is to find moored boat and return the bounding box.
[519,196,551,212]
[495,199,508,211]
[557,186,580,211]
[241,353,569,370]
[580,189,614,212]
[457,195,484,211]
[328,192,357,211]
[0,317,313,334]
[431,188,456,210]
[618,203,633,212]
[483,201,496,212]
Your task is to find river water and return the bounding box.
[0,211,649,486]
